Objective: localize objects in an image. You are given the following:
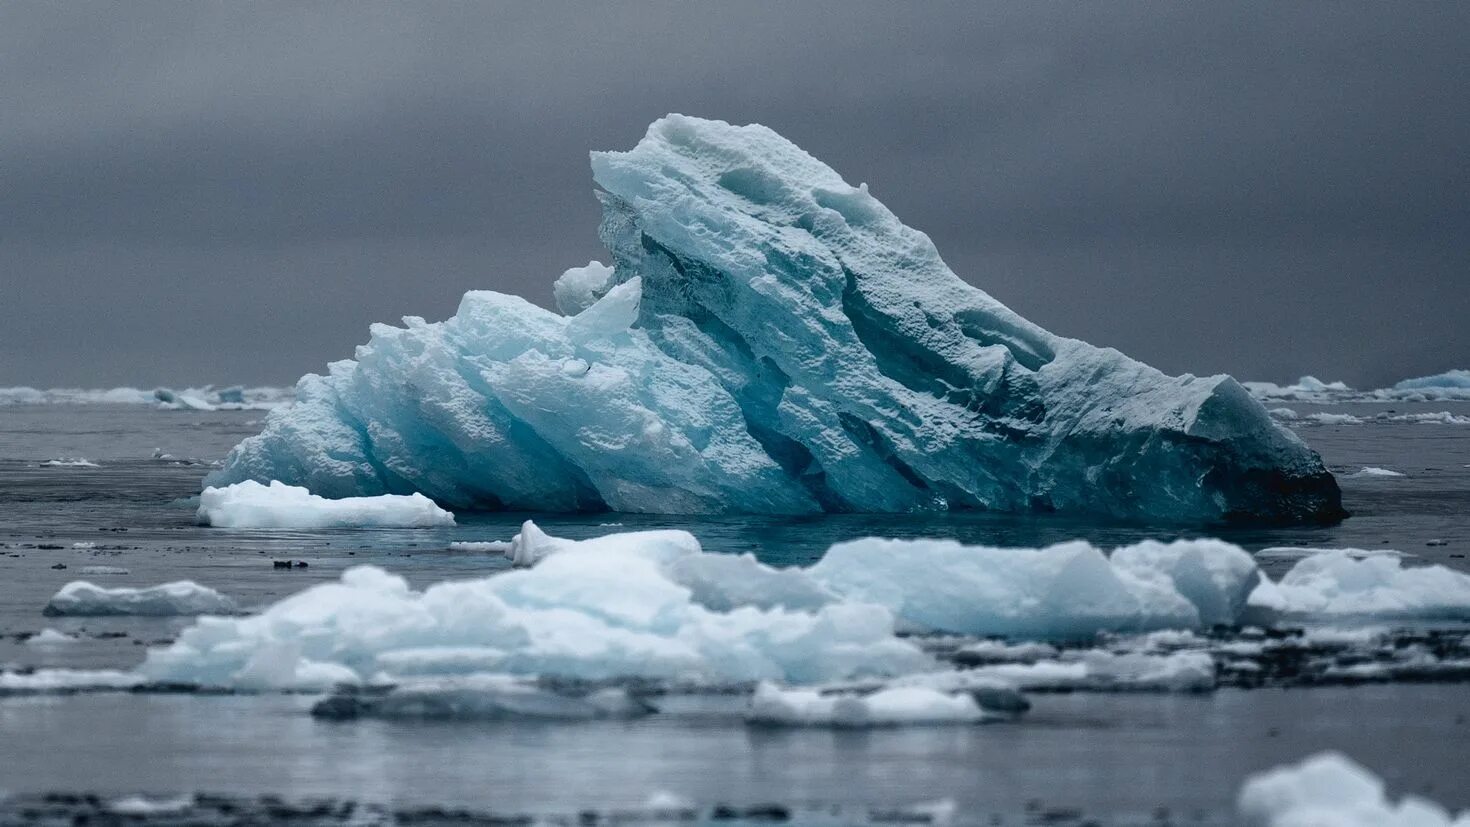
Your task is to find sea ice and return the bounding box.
[24,628,78,647]
[198,480,455,529]
[41,458,100,468]
[206,115,1342,523]
[137,529,930,690]
[804,536,1260,637]
[1346,467,1405,478]
[43,580,237,617]
[746,681,986,726]
[1248,551,1470,620]
[1238,751,1470,826]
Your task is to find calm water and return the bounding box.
[2,402,1469,821]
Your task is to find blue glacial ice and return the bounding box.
[207,115,1342,522]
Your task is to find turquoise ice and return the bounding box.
[207,115,1342,522]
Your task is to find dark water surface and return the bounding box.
[2,402,1469,821]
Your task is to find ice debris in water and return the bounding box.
[206,114,1341,523]
[198,480,455,529]
[746,681,987,727]
[1247,550,1470,620]
[311,674,654,721]
[44,580,237,617]
[136,522,1470,693]
[806,536,1262,637]
[25,628,78,647]
[1238,751,1470,826]
[137,528,930,690]
[1346,466,1404,478]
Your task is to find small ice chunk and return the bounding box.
[198,480,455,529]
[1238,751,1470,826]
[25,628,78,646]
[0,668,143,695]
[1248,551,1470,620]
[44,581,237,617]
[1346,467,1405,478]
[42,458,99,468]
[78,565,130,574]
[746,681,985,727]
[447,540,513,553]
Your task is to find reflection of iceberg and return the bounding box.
[206,115,1341,523]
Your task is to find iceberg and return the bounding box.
[198,480,456,529]
[1238,752,1470,827]
[43,580,237,617]
[206,115,1342,523]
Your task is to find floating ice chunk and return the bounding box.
[0,668,144,695]
[1304,412,1363,425]
[311,674,654,721]
[107,796,194,817]
[198,480,455,529]
[447,540,513,553]
[78,565,130,574]
[806,537,1259,638]
[746,681,985,727]
[25,628,77,646]
[1242,377,1353,402]
[44,581,237,617]
[1393,368,1470,392]
[207,115,1342,523]
[552,260,617,316]
[1347,467,1405,478]
[1238,751,1470,826]
[1248,551,1470,620]
[907,650,1217,693]
[138,530,931,690]
[42,458,99,468]
[1256,547,1409,561]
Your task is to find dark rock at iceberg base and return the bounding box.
[206,115,1341,524]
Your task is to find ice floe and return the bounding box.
[206,115,1341,523]
[40,458,100,468]
[1246,369,1470,403]
[198,480,456,529]
[43,580,237,617]
[1238,751,1470,826]
[805,536,1261,637]
[1248,551,1470,621]
[1346,466,1405,478]
[137,533,930,690]
[746,681,987,726]
[24,628,78,647]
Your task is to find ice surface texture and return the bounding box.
[208,114,1340,521]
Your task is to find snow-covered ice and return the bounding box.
[805,537,1260,637]
[746,681,986,726]
[137,528,930,690]
[206,115,1341,523]
[198,480,455,529]
[41,458,100,468]
[1238,751,1470,826]
[1248,551,1470,620]
[43,580,237,617]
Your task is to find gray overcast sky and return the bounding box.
[2,2,1467,388]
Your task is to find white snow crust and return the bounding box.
[199,480,455,528]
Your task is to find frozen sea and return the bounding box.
[2,401,1469,824]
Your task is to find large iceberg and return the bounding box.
[207,115,1341,522]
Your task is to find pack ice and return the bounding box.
[207,115,1342,522]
